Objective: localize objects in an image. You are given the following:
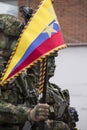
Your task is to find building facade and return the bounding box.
[18,0,87,45]
[0,0,87,45]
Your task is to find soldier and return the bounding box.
[0,11,79,130]
[0,14,49,130]
[23,51,79,130]
[45,52,79,130]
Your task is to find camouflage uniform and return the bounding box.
[46,82,70,130]
[45,53,78,130]
[0,14,78,130]
[0,14,35,130]
[29,53,71,130]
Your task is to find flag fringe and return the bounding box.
[0,44,66,86]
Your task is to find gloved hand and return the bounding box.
[28,103,49,121]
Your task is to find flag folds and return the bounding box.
[0,0,66,85]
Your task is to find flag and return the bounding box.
[0,0,66,85]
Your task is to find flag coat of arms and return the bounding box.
[0,0,66,85]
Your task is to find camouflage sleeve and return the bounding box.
[0,73,30,124]
[0,73,35,125]
[0,100,30,125]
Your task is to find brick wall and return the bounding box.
[18,0,87,45]
[56,0,87,45]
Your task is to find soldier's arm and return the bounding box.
[0,100,30,124]
[0,101,49,124]
[0,75,49,126]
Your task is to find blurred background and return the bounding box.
[0,0,87,130]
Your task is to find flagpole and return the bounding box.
[41,56,48,103]
[38,56,48,130]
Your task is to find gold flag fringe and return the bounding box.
[0,43,66,86]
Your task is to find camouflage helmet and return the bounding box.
[0,14,21,36]
[0,14,21,57]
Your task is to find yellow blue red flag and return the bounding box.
[0,0,66,85]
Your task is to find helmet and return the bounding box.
[19,6,33,23]
[0,14,21,57]
[0,14,21,36]
[0,14,21,74]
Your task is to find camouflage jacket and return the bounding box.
[46,82,70,130]
[0,14,33,130]
[0,74,37,130]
